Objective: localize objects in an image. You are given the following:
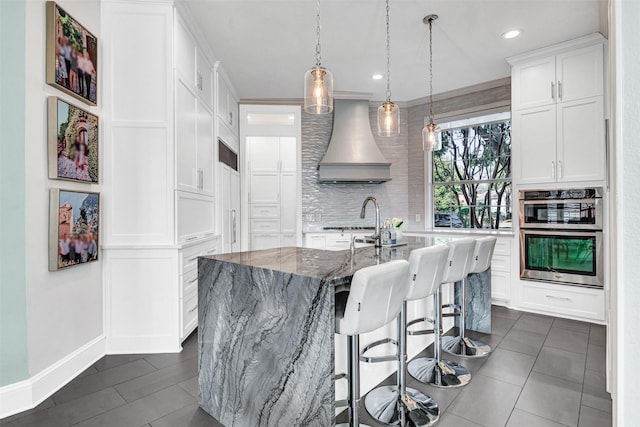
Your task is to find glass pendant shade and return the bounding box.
[377,101,400,136]
[304,66,333,114]
[422,122,441,151]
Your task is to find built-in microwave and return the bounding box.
[518,188,603,230]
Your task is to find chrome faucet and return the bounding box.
[360,196,381,247]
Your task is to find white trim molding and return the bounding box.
[0,335,105,419]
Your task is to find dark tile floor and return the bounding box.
[1,306,611,427]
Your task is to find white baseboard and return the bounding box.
[0,335,105,419]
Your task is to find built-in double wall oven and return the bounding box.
[519,188,604,288]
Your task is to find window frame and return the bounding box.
[425,111,512,231]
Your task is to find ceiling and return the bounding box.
[183,0,605,103]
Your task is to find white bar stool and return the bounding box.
[407,239,476,388]
[335,260,410,427]
[442,236,497,358]
[363,245,448,426]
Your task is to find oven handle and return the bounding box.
[519,198,601,205]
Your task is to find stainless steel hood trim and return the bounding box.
[318,98,391,183]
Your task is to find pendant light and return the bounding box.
[377,0,400,137]
[304,0,333,114]
[422,14,441,151]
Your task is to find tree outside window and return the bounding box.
[432,118,512,229]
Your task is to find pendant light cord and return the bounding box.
[315,0,322,67]
[385,0,391,103]
[428,16,434,122]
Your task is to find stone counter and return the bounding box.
[197,236,490,426]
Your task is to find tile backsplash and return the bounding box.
[301,107,409,231]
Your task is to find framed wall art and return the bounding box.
[46,1,98,106]
[48,97,99,183]
[49,189,100,271]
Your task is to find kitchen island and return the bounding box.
[197,236,491,427]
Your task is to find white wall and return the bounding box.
[614,0,640,424]
[24,0,103,379]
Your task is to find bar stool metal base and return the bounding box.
[407,357,471,388]
[441,335,491,358]
[364,386,439,426]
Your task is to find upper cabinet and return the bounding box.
[175,15,216,198]
[508,34,607,185]
[216,67,239,136]
[175,14,214,109]
[512,43,604,110]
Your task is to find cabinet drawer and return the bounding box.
[182,290,198,338]
[493,239,511,256]
[250,234,281,251]
[250,219,280,233]
[491,255,510,272]
[491,270,511,301]
[250,204,280,218]
[281,234,297,247]
[181,268,198,297]
[305,235,326,249]
[180,239,217,274]
[177,192,215,243]
[324,233,352,251]
[521,282,604,322]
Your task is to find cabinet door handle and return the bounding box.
[232,209,237,244]
[557,160,563,180]
[188,278,198,284]
[551,161,556,179]
[188,255,199,262]
[229,111,233,125]
[188,305,198,313]
[557,81,563,100]
[551,81,555,101]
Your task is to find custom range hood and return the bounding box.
[318,98,391,183]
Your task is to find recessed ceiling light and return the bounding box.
[372,74,384,80]
[501,29,521,39]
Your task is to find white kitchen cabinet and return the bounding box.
[221,163,240,253]
[174,14,196,92]
[196,100,215,196]
[490,238,512,302]
[176,81,215,196]
[512,97,605,184]
[102,2,225,352]
[511,40,603,110]
[177,191,216,243]
[520,281,605,323]
[179,239,218,339]
[305,234,326,249]
[509,34,606,185]
[216,68,239,135]
[176,79,198,193]
[175,13,214,110]
[250,234,281,250]
[196,50,213,108]
[556,96,605,182]
[247,136,298,250]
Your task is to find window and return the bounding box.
[432,112,512,229]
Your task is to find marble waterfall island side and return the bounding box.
[197,239,491,427]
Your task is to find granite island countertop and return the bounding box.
[202,235,449,282]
